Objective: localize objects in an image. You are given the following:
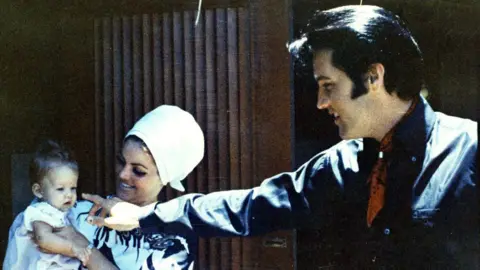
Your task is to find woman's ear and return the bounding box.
[32,183,43,198]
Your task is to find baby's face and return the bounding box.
[41,165,78,212]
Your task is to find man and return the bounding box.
[84,5,478,269]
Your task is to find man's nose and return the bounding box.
[317,91,330,110]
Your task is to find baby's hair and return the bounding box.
[29,140,79,186]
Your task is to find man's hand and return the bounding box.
[82,193,142,231]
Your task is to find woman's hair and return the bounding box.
[29,140,78,186]
[288,5,425,100]
[124,135,152,156]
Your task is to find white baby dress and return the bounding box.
[3,202,82,270]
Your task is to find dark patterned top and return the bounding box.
[70,200,196,270]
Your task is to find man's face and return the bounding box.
[312,49,374,139]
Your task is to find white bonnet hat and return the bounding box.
[125,105,204,192]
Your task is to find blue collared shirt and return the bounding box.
[141,96,478,269]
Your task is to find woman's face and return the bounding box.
[115,139,163,206]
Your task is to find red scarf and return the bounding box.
[366,97,418,227]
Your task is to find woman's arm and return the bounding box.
[33,224,118,270]
[56,226,118,270]
[32,221,90,265]
[86,249,119,270]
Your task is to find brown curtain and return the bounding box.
[94,8,253,270]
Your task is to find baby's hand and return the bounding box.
[72,244,92,266]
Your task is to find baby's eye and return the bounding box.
[71,187,77,191]
[56,188,64,191]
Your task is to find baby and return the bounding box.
[3,140,91,269]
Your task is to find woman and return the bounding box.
[34,105,204,269]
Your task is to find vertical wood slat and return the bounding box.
[172,11,185,200]
[194,11,208,270]
[184,10,195,193]
[132,15,143,122]
[239,7,253,269]
[151,13,166,203]
[227,8,241,270]
[122,17,133,135]
[94,20,104,194]
[173,12,185,108]
[215,8,232,270]
[95,8,252,270]
[142,14,153,114]
[152,14,163,107]
[205,9,220,270]
[112,18,123,168]
[102,18,114,195]
[162,13,175,201]
[163,13,173,105]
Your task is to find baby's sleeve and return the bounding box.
[23,203,64,231]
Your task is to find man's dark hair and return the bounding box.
[288,5,425,100]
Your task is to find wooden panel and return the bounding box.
[246,0,295,269]
[94,8,257,269]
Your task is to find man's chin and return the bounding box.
[338,129,349,140]
[338,127,363,140]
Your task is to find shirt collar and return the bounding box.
[393,95,437,158]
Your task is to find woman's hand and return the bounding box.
[72,244,92,266]
[30,225,91,258]
[82,193,142,231]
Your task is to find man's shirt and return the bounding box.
[140,96,478,269]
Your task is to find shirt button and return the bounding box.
[411,156,417,162]
[384,228,391,235]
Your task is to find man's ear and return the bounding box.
[32,183,43,198]
[365,63,385,90]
